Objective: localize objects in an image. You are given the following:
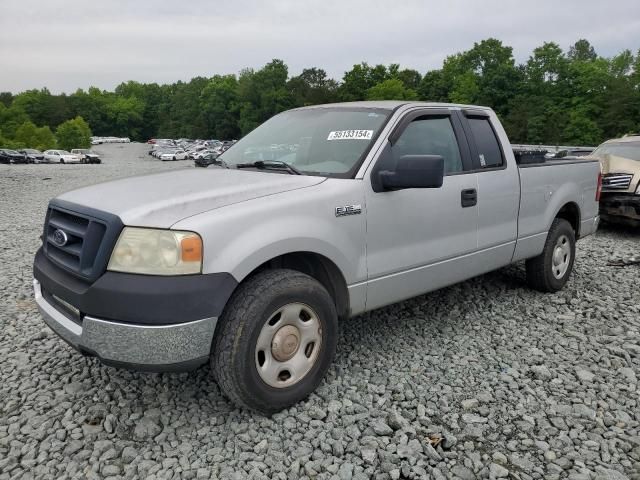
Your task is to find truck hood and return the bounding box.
[57,168,326,227]
[599,154,639,174]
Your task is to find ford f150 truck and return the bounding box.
[33,101,601,413]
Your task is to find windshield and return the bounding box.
[219,107,390,176]
[592,142,640,161]
[59,150,71,155]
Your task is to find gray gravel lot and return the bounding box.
[1,143,639,480]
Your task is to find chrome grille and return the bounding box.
[602,173,633,190]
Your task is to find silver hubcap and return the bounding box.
[552,234,571,279]
[255,303,322,388]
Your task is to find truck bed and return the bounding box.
[512,157,600,262]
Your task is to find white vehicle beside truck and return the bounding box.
[42,149,82,164]
[33,101,601,413]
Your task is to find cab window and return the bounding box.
[391,116,463,174]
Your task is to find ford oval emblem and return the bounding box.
[52,229,69,247]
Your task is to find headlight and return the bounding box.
[108,227,202,275]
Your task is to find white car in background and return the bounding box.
[159,150,189,161]
[42,150,82,164]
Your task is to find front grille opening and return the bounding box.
[47,246,81,270]
[602,173,632,190]
[43,206,110,280]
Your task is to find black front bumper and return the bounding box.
[33,248,238,325]
[600,193,640,225]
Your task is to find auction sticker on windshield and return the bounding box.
[327,130,373,140]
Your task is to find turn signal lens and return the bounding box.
[181,236,202,262]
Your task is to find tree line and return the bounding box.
[1,38,639,150]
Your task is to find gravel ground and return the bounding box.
[0,143,639,480]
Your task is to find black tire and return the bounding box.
[212,269,338,414]
[59,159,64,164]
[526,218,576,292]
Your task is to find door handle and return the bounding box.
[461,188,477,207]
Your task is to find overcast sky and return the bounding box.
[1,0,639,94]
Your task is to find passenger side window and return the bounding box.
[467,118,503,168]
[392,116,463,174]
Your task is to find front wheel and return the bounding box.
[212,269,338,414]
[526,218,576,292]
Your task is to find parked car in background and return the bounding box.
[71,149,102,164]
[43,150,82,164]
[194,152,221,168]
[19,149,45,163]
[160,150,189,161]
[589,134,640,226]
[0,149,28,164]
[91,136,130,145]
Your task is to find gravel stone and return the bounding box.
[489,463,509,479]
[371,420,393,436]
[134,417,162,439]
[576,368,596,382]
[1,143,638,479]
[492,451,508,465]
[461,398,479,410]
[386,411,407,431]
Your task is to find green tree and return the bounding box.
[339,63,391,101]
[288,68,338,106]
[0,92,12,107]
[13,121,56,150]
[200,75,240,139]
[235,60,293,135]
[0,103,30,139]
[395,69,422,91]
[568,39,597,62]
[367,79,418,100]
[107,96,145,138]
[55,116,92,150]
[562,108,602,145]
[418,69,448,101]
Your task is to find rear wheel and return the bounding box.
[59,159,64,164]
[526,218,576,292]
[212,269,338,414]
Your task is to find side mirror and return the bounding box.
[378,154,444,191]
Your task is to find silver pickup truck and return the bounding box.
[34,101,601,413]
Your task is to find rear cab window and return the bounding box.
[463,113,505,170]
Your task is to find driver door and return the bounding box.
[364,109,479,311]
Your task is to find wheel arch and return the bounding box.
[554,201,581,238]
[235,251,350,321]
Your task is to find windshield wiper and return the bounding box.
[235,160,302,175]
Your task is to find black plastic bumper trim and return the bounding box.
[34,248,238,325]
